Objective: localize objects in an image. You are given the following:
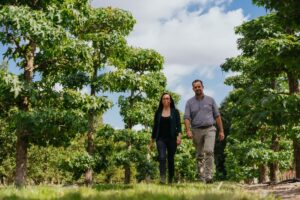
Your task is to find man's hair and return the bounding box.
[192,79,203,87]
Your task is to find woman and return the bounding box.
[149,92,182,184]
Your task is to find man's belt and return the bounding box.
[194,125,214,129]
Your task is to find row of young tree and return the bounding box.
[0,0,177,187]
[0,0,299,187]
[219,0,300,183]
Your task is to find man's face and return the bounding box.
[193,81,203,96]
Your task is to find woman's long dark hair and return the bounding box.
[156,92,175,112]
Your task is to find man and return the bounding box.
[184,79,224,183]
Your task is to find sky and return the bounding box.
[93,0,266,129]
[0,0,266,130]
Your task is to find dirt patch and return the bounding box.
[245,181,300,200]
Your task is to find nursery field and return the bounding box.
[0,183,277,200]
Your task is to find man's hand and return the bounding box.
[219,130,225,141]
[186,130,193,139]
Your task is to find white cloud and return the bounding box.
[92,0,246,127]
[91,0,245,89]
[132,124,144,131]
[174,84,215,101]
[225,71,241,78]
[174,85,194,101]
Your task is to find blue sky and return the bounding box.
[95,0,267,129]
[0,0,266,129]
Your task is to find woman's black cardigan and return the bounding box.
[151,108,182,140]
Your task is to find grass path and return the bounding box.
[0,182,277,200]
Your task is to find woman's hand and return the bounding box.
[149,139,155,151]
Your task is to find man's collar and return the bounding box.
[195,94,205,100]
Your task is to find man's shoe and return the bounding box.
[159,176,166,184]
[205,178,213,184]
[196,176,206,183]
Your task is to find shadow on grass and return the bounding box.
[92,183,133,191]
[2,192,185,200]
[0,183,276,200]
[1,191,275,200]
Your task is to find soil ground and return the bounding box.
[246,181,300,200]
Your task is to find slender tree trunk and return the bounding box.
[124,163,131,184]
[124,132,132,184]
[287,72,300,178]
[259,135,268,183]
[294,141,300,179]
[85,111,95,186]
[15,41,35,187]
[15,130,29,187]
[268,80,279,183]
[85,67,97,186]
[259,165,268,183]
[269,134,280,183]
[124,92,134,184]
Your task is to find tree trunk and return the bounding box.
[124,140,132,184]
[269,134,280,183]
[259,165,268,183]
[293,139,300,179]
[268,80,280,183]
[15,130,29,187]
[124,94,134,184]
[85,111,95,186]
[15,41,35,187]
[258,135,268,183]
[85,67,97,186]
[287,72,300,178]
[124,163,131,184]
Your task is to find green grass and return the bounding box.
[0,182,277,200]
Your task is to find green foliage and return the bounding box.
[0,119,16,184]
[10,108,87,147]
[0,64,22,98]
[225,136,293,181]
[95,125,158,182]
[175,138,197,181]
[27,145,74,184]
[60,151,95,181]
[101,47,167,129]
[252,0,300,29]
[81,7,136,37]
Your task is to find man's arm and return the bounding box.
[184,101,193,139]
[215,115,224,141]
[184,119,193,139]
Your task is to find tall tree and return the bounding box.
[221,47,295,182]
[74,7,136,186]
[102,47,166,183]
[252,0,300,179]
[0,1,94,187]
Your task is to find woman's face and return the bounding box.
[162,94,171,107]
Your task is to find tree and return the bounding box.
[0,1,95,187]
[72,6,136,186]
[221,11,300,181]
[102,47,167,183]
[252,0,300,179]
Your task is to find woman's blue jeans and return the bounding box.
[156,138,177,183]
